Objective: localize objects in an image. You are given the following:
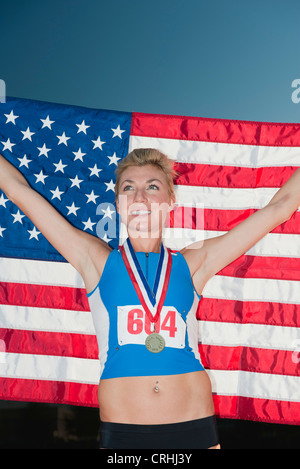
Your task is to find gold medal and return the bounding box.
[145,332,165,353]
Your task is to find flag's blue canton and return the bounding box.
[0,97,132,260]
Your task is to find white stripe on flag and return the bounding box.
[174,184,300,210]
[207,369,300,402]
[199,321,300,351]
[202,275,300,304]
[129,135,300,167]
[0,257,84,287]
[0,304,95,334]
[0,353,100,384]
[163,228,300,256]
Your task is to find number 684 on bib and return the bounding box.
[117,305,187,349]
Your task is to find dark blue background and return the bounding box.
[1,0,300,122]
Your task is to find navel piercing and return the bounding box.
[154,381,159,393]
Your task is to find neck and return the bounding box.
[128,236,162,253]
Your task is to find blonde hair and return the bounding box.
[114,148,178,201]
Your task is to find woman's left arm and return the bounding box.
[263,167,300,213]
[181,167,300,282]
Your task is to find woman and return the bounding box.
[0,148,299,449]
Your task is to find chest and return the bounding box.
[101,253,195,315]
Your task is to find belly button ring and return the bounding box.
[154,381,159,393]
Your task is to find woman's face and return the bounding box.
[116,165,175,238]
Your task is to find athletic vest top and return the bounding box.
[87,245,204,379]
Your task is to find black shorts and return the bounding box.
[99,416,219,449]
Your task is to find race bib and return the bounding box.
[117,305,186,349]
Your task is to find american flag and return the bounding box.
[0,97,299,425]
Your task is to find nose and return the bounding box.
[133,188,148,203]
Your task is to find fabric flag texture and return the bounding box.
[0,96,299,426]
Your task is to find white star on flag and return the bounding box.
[21,127,35,141]
[88,164,102,177]
[12,210,25,224]
[66,202,80,216]
[101,205,115,219]
[0,226,6,237]
[34,170,48,184]
[82,217,96,231]
[28,226,41,240]
[40,115,55,129]
[73,148,86,162]
[92,136,106,150]
[85,190,99,204]
[107,152,121,165]
[112,124,126,139]
[18,155,32,168]
[50,186,64,200]
[4,110,19,124]
[57,132,71,146]
[1,138,16,152]
[0,194,9,207]
[76,120,90,134]
[53,160,67,173]
[37,143,51,157]
[69,175,83,189]
[104,180,115,192]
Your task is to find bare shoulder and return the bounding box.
[81,235,113,295]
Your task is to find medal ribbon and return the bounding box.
[120,237,172,325]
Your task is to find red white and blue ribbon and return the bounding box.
[120,237,173,325]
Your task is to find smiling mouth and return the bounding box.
[130,210,151,216]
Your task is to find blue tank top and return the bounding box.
[87,247,204,379]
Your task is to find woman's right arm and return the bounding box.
[0,154,111,288]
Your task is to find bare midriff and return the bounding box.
[98,370,215,425]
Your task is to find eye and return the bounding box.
[148,184,159,190]
[123,185,133,191]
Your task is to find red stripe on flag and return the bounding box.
[0,377,98,407]
[213,395,300,425]
[218,255,300,282]
[0,282,89,310]
[0,329,98,359]
[132,112,300,146]
[199,345,300,377]
[167,207,300,234]
[173,163,298,189]
[197,298,300,328]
